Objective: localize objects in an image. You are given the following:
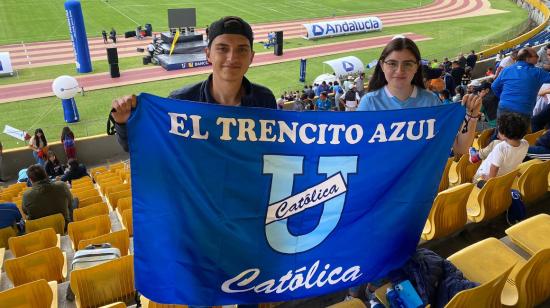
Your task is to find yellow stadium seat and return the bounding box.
[8,228,60,258]
[100,179,124,194]
[466,170,517,223]
[73,202,110,221]
[96,172,119,183]
[105,183,131,197]
[68,214,111,250]
[109,162,126,172]
[71,185,96,196]
[78,229,130,256]
[0,279,55,308]
[79,195,104,208]
[90,166,109,180]
[100,302,127,308]
[516,160,550,204]
[438,158,453,193]
[117,197,132,214]
[501,248,550,308]
[455,154,481,185]
[0,247,5,272]
[447,238,516,308]
[327,298,366,308]
[71,182,95,192]
[0,225,17,248]
[477,128,494,149]
[5,246,66,286]
[422,183,474,241]
[72,176,93,186]
[71,255,135,308]
[515,159,541,176]
[26,213,65,235]
[122,209,133,237]
[524,129,545,146]
[505,214,550,255]
[109,189,131,210]
[73,188,100,200]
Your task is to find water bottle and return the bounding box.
[386,287,405,308]
[469,146,480,163]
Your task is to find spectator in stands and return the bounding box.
[536,43,550,71]
[355,73,366,96]
[343,75,354,91]
[111,16,276,152]
[526,129,550,160]
[430,59,439,69]
[344,84,359,111]
[495,50,505,68]
[471,113,528,187]
[495,50,518,78]
[485,67,495,77]
[29,128,48,165]
[492,47,550,129]
[60,159,89,183]
[357,37,481,155]
[450,61,465,89]
[442,68,455,96]
[333,81,343,104]
[458,53,467,68]
[439,89,452,104]
[61,126,76,160]
[466,50,477,69]
[293,94,307,111]
[22,164,74,225]
[315,81,329,97]
[452,85,465,103]
[478,81,499,128]
[443,57,452,72]
[276,95,285,109]
[44,151,65,179]
[0,202,23,230]
[316,92,331,111]
[0,140,5,183]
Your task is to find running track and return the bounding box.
[1,0,503,69]
[0,0,505,103]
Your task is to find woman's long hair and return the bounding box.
[33,128,47,148]
[367,37,425,92]
[61,126,74,142]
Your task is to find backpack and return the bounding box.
[506,190,526,225]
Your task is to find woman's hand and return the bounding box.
[462,94,482,117]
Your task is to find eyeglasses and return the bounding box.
[382,60,418,72]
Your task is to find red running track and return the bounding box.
[0,33,430,103]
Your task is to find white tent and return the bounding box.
[313,73,338,86]
[322,56,364,79]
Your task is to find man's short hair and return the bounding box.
[517,48,531,61]
[68,158,79,170]
[27,164,48,182]
[208,16,254,49]
[497,113,528,140]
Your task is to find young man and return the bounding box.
[111,16,276,151]
[315,92,331,111]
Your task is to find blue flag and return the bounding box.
[128,93,465,306]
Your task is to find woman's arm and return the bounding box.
[452,94,482,155]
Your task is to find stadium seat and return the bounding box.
[477,128,494,149]
[327,298,366,308]
[78,229,130,256]
[68,214,111,250]
[105,183,131,197]
[466,170,517,223]
[515,160,550,203]
[73,202,110,221]
[422,183,474,241]
[26,213,65,235]
[72,176,93,186]
[0,279,56,308]
[109,189,131,210]
[515,159,541,175]
[438,158,453,193]
[5,246,66,286]
[122,209,133,237]
[71,182,95,192]
[109,162,126,172]
[8,228,60,257]
[116,197,132,224]
[0,247,4,272]
[505,214,550,255]
[100,302,127,308]
[100,179,124,194]
[450,155,480,186]
[73,188,100,200]
[501,248,550,308]
[70,255,135,308]
[447,238,516,308]
[90,166,108,180]
[524,129,545,146]
[79,195,104,208]
[0,225,17,248]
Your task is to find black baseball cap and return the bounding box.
[208,16,254,49]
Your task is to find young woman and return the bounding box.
[44,151,65,178]
[29,128,48,165]
[357,37,482,155]
[61,126,76,160]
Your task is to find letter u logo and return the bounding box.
[263,155,357,254]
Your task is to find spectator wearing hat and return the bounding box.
[343,75,354,91]
[111,16,276,152]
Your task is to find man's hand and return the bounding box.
[111,95,136,124]
[462,94,482,117]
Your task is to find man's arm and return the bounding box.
[491,75,503,98]
[110,95,136,153]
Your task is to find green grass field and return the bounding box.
[0,0,428,45]
[0,0,530,150]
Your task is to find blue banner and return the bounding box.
[65,0,92,73]
[128,93,465,306]
[299,58,307,82]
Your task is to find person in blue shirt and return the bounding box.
[357,37,481,155]
[439,89,453,104]
[316,92,332,111]
[0,202,23,229]
[492,47,550,128]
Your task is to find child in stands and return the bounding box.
[471,113,529,187]
[61,126,76,160]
